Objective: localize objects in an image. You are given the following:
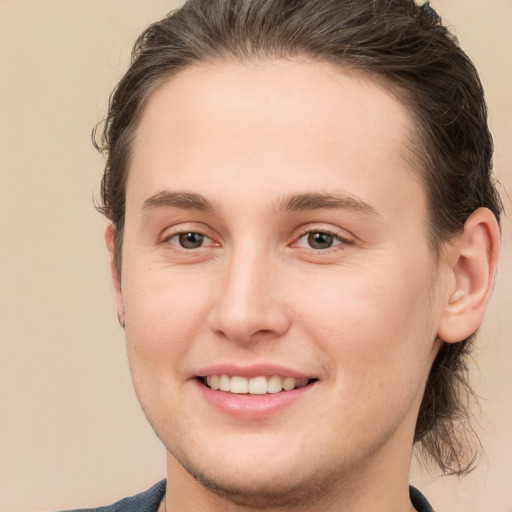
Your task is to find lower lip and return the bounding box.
[195,379,316,419]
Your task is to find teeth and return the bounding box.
[210,375,220,390]
[203,375,311,394]
[267,375,283,394]
[219,374,231,392]
[282,377,296,391]
[248,376,268,395]
[231,376,249,394]
[296,378,309,388]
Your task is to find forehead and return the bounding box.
[128,59,423,220]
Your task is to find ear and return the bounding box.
[105,223,124,328]
[437,208,500,343]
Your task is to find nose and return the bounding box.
[207,248,291,344]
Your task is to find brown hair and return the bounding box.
[94,0,503,475]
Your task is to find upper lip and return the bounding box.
[195,363,315,380]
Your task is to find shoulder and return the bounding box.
[410,485,434,512]
[61,480,166,512]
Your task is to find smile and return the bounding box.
[202,375,311,394]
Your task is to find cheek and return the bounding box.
[295,263,438,388]
[121,267,212,375]
[121,271,210,432]
[297,271,437,442]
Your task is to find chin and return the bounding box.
[171,445,341,508]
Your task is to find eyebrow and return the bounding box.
[142,191,216,212]
[141,190,379,217]
[275,192,379,216]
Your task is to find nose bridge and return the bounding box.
[208,241,290,342]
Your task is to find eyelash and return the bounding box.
[164,230,215,250]
[162,227,352,254]
[293,229,353,252]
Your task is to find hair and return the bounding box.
[94,0,503,475]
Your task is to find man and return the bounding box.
[78,0,502,510]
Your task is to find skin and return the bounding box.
[106,60,500,512]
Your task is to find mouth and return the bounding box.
[200,375,315,395]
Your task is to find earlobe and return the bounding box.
[437,208,500,344]
[104,223,125,328]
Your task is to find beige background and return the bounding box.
[0,1,510,511]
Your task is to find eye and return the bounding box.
[168,232,210,249]
[295,231,347,250]
[307,232,337,249]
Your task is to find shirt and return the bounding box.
[63,480,434,511]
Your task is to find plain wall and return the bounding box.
[1,1,510,511]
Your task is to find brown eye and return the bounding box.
[307,232,335,249]
[177,232,205,249]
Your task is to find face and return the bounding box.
[112,60,447,505]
